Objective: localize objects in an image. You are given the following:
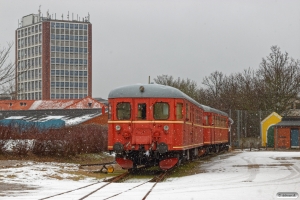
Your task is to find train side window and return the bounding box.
[176,103,183,119]
[108,103,111,120]
[153,102,169,120]
[137,103,146,120]
[116,102,131,120]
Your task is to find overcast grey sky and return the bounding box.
[0,0,300,98]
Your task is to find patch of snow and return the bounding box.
[37,116,65,122]
[1,151,300,199]
[5,116,26,119]
[64,114,100,126]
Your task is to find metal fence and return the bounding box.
[228,109,273,147]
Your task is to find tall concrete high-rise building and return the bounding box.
[16,11,92,100]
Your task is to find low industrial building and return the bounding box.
[0,108,107,131]
[0,97,108,130]
[273,117,300,149]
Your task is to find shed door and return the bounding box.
[291,129,299,148]
[267,125,274,148]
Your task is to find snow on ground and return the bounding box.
[1,150,300,200]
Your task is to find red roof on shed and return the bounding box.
[0,97,105,110]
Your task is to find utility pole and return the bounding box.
[229,109,232,146]
[237,110,240,147]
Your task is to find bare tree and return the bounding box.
[154,75,199,100]
[257,46,300,113]
[0,43,15,95]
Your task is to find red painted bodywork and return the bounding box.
[108,97,230,170]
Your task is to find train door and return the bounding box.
[184,101,191,146]
[191,106,194,144]
[174,99,184,148]
[132,99,152,147]
[211,114,215,144]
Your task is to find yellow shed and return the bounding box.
[261,112,282,147]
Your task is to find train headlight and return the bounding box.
[163,125,169,131]
[115,125,121,131]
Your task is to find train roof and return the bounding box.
[108,83,228,117]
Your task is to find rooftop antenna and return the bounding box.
[47,9,49,18]
[67,11,69,20]
[61,14,63,20]
[88,12,90,22]
[72,13,73,20]
[38,5,41,17]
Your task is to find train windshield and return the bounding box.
[116,102,131,120]
[153,102,169,120]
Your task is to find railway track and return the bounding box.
[39,151,227,200]
[39,170,168,200]
[39,172,129,200]
[103,170,168,200]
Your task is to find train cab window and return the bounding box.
[176,103,183,119]
[153,102,169,120]
[116,102,131,120]
[137,103,146,120]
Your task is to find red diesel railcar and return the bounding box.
[108,84,232,170]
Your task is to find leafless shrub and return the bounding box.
[0,124,108,157]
